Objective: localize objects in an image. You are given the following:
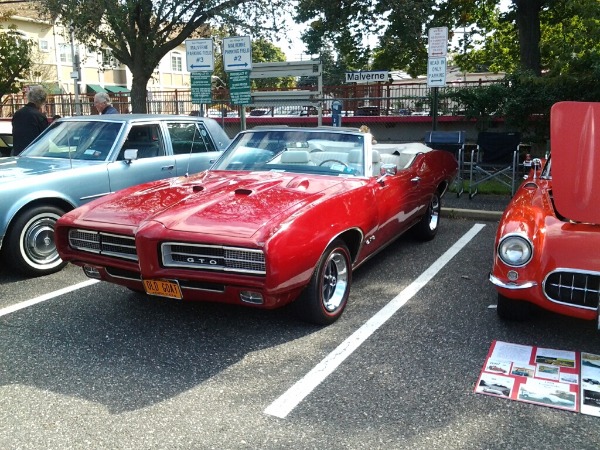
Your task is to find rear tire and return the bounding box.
[294,239,352,325]
[496,293,532,321]
[412,192,441,241]
[3,205,67,277]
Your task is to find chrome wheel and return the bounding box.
[321,249,350,312]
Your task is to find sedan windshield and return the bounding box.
[212,129,366,176]
[22,121,124,161]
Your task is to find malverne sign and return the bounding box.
[345,71,389,84]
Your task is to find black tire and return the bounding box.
[496,293,532,321]
[294,239,352,325]
[3,205,67,276]
[412,192,441,241]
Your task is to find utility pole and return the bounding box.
[70,24,81,115]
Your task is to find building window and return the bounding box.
[58,43,72,64]
[100,48,118,68]
[39,39,49,52]
[171,52,182,72]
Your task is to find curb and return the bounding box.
[442,207,503,222]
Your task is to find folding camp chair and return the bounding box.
[467,132,530,199]
[424,130,466,196]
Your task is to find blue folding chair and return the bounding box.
[424,130,466,196]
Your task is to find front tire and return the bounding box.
[3,205,67,276]
[412,192,441,241]
[295,239,352,325]
[496,293,533,321]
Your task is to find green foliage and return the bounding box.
[0,25,33,97]
[449,69,600,144]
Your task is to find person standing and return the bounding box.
[11,85,49,156]
[93,92,119,115]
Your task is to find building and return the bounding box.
[0,2,190,99]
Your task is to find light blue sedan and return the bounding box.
[0,114,231,276]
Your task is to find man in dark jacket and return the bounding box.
[93,92,119,115]
[11,85,48,155]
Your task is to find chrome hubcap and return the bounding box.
[321,250,349,312]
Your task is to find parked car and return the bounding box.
[0,114,230,276]
[490,102,600,323]
[0,120,13,157]
[55,126,457,325]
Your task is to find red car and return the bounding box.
[55,127,457,325]
[490,102,600,324]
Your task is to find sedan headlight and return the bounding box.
[497,234,533,267]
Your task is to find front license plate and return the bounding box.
[143,279,183,299]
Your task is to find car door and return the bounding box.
[372,164,422,244]
[165,121,222,176]
[107,123,176,193]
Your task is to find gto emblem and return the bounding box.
[187,257,218,265]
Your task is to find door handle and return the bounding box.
[411,176,421,183]
[162,165,175,171]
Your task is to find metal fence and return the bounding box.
[1,79,501,135]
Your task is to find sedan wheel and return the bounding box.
[4,206,67,276]
[295,239,352,325]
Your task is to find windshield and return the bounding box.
[21,121,124,161]
[212,129,366,176]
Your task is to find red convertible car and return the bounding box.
[55,127,457,324]
[490,102,600,325]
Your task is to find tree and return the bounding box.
[41,0,290,112]
[0,24,34,98]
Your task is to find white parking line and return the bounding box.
[0,279,99,318]
[264,223,486,419]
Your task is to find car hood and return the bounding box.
[550,102,600,224]
[0,156,97,181]
[78,171,347,237]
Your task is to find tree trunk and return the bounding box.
[514,0,543,76]
[130,73,151,113]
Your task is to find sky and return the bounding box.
[275,0,513,61]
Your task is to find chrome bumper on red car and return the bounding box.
[489,273,537,290]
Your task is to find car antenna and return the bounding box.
[185,123,200,177]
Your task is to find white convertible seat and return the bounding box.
[371,149,382,176]
[280,150,314,165]
[310,151,349,166]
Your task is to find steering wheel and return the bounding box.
[319,159,348,168]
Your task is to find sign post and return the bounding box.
[427,27,448,131]
[186,38,215,111]
[223,36,252,130]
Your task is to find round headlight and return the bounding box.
[498,235,533,267]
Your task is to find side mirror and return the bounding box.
[376,163,397,184]
[123,148,138,164]
[532,158,542,180]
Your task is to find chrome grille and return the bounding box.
[544,270,600,310]
[68,229,138,261]
[161,242,265,275]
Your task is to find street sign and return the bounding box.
[222,36,252,72]
[228,70,251,105]
[345,71,388,84]
[185,38,214,72]
[427,57,447,87]
[428,27,448,57]
[190,71,212,104]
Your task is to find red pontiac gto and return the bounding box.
[55,127,457,324]
[490,102,600,326]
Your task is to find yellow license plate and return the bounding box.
[143,279,183,299]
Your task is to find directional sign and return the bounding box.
[428,27,448,57]
[185,38,214,72]
[222,36,252,72]
[427,57,447,87]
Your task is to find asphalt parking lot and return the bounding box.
[1,214,600,449]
